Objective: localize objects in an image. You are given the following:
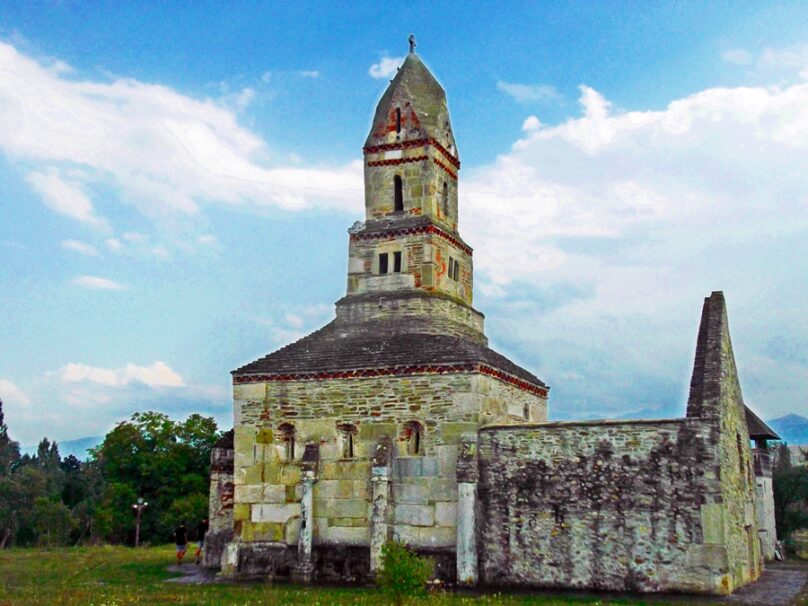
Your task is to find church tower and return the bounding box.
[349,43,470,305]
[221,39,548,584]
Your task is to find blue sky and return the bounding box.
[1,2,807,444]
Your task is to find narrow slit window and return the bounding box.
[394,176,403,211]
[393,251,402,273]
[523,403,530,420]
[405,421,423,456]
[448,257,454,280]
[453,260,460,281]
[338,424,356,459]
[396,108,402,133]
[279,423,295,462]
[379,253,389,274]
[442,181,449,216]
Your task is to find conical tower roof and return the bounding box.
[364,52,457,154]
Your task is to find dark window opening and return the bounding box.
[338,424,356,459]
[453,260,460,281]
[394,176,403,211]
[396,108,402,133]
[442,181,449,216]
[405,421,423,456]
[393,251,402,273]
[379,253,389,274]
[523,403,530,420]
[279,423,295,462]
[448,257,454,280]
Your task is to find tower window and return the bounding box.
[279,423,295,462]
[393,251,402,273]
[453,259,460,281]
[379,253,389,274]
[394,175,403,211]
[405,421,423,456]
[442,181,449,217]
[396,108,402,133]
[448,257,454,280]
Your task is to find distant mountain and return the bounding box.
[21,435,102,460]
[768,414,808,446]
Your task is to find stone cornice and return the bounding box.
[350,223,472,255]
[363,137,460,170]
[233,362,548,397]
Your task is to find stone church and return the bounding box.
[206,43,779,595]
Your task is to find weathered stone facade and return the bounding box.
[204,430,234,568]
[211,43,774,596]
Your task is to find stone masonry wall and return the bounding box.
[476,419,734,594]
[347,227,473,305]
[228,371,545,579]
[204,434,234,568]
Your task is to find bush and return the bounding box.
[376,541,433,606]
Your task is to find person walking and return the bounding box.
[194,518,209,565]
[173,522,188,566]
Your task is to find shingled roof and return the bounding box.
[233,320,544,388]
[745,405,780,440]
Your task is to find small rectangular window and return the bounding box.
[396,108,402,133]
[393,251,402,273]
[453,260,460,281]
[448,257,454,280]
[379,253,389,274]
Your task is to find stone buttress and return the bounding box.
[215,43,548,582]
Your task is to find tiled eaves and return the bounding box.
[234,362,548,398]
[350,223,472,256]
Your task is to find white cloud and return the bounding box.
[522,115,541,131]
[369,56,404,79]
[298,70,320,78]
[26,168,106,227]
[497,81,561,104]
[0,42,363,233]
[61,361,184,389]
[72,275,126,290]
[61,239,100,256]
[463,79,808,420]
[0,379,31,406]
[721,49,753,65]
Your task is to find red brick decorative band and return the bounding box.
[431,157,458,180]
[363,138,461,169]
[366,155,428,168]
[234,363,548,397]
[350,223,472,255]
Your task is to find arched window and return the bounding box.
[394,175,403,211]
[338,423,357,459]
[279,423,295,461]
[405,421,423,456]
[396,108,402,134]
[441,181,449,217]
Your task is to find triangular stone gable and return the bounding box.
[686,291,744,421]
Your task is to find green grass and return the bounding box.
[0,545,718,606]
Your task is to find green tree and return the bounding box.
[772,442,808,540]
[32,497,76,547]
[377,541,433,606]
[0,398,20,476]
[0,466,49,546]
[91,411,219,544]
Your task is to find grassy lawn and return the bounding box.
[0,545,736,606]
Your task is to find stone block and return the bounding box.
[237,464,261,486]
[234,484,263,504]
[252,503,301,524]
[435,501,457,527]
[320,525,370,546]
[394,480,431,504]
[263,484,286,503]
[394,504,435,527]
[313,498,368,519]
[441,422,479,445]
[316,479,358,499]
[233,383,266,401]
[233,503,250,522]
[280,464,301,485]
[241,521,284,542]
[255,427,274,444]
[431,479,458,501]
[330,517,368,527]
[437,445,458,477]
[701,503,726,545]
[358,423,398,441]
[285,516,301,545]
